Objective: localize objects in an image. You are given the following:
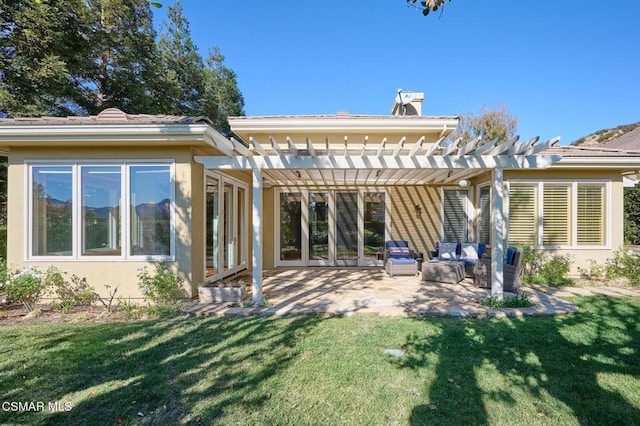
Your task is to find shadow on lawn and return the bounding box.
[1,314,324,424]
[399,295,640,425]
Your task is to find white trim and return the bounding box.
[229,116,460,133]
[475,182,491,247]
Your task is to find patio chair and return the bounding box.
[473,246,522,292]
[384,240,418,277]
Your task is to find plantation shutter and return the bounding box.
[577,184,605,246]
[508,184,538,245]
[478,186,491,245]
[443,189,468,242]
[542,184,570,246]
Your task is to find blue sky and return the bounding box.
[153,0,640,145]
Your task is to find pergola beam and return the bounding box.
[409,136,425,157]
[196,153,561,171]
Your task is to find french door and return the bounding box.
[276,189,388,267]
[205,172,247,281]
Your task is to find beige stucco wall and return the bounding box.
[7,146,199,299]
[389,186,443,257]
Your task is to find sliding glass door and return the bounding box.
[275,189,388,267]
[205,172,247,281]
[335,191,358,266]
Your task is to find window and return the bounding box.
[32,166,73,256]
[508,184,538,245]
[508,181,608,247]
[477,186,491,245]
[443,189,468,241]
[29,162,174,259]
[82,166,122,256]
[577,184,605,246]
[542,184,570,246]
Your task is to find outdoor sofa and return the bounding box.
[429,242,486,277]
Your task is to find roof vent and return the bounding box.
[391,89,424,116]
[96,108,129,122]
[336,110,350,117]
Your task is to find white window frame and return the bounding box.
[26,159,176,262]
[506,179,611,249]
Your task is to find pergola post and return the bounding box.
[251,167,263,303]
[490,167,505,298]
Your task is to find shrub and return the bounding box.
[137,262,186,304]
[579,259,606,282]
[606,249,640,286]
[3,266,46,312]
[539,255,573,286]
[482,293,533,308]
[518,245,573,287]
[45,266,96,311]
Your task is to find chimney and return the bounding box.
[392,90,424,116]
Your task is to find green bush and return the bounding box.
[518,245,573,287]
[45,266,96,311]
[606,249,640,286]
[539,255,573,286]
[482,292,533,308]
[3,266,46,312]
[137,262,186,304]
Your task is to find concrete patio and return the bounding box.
[183,268,593,318]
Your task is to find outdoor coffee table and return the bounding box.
[422,260,465,284]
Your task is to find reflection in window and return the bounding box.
[280,192,302,260]
[81,166,122,256]
[364,192,385,260]
[32,166,73,256]
[130,165,171,256]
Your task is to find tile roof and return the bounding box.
[543,145,640,157]
[0,108,212,126]
[602,126,640,151]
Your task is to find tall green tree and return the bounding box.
[202,47,245,135]
[157,0,244,133]
[0,0,92,116]
[157,0,204,115]
[451,104,518,145]
[83,0,168,114]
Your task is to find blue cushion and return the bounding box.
[388,258,415,265]
[503,246,517,266]
[438,242,459,260]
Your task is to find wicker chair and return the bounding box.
[473,246,522,292]
[384,240,418,277]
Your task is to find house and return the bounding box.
[1,93,639,300]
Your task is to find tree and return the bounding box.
[450,104,518,145]
[201,48,245,135]
[406,0,452,16]
[624,185,640,245]
[83,0,168,115]
[157,1,244,134]
[157,0,205,115]
[0,0,93,116]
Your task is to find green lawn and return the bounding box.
[1,295,640,425]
